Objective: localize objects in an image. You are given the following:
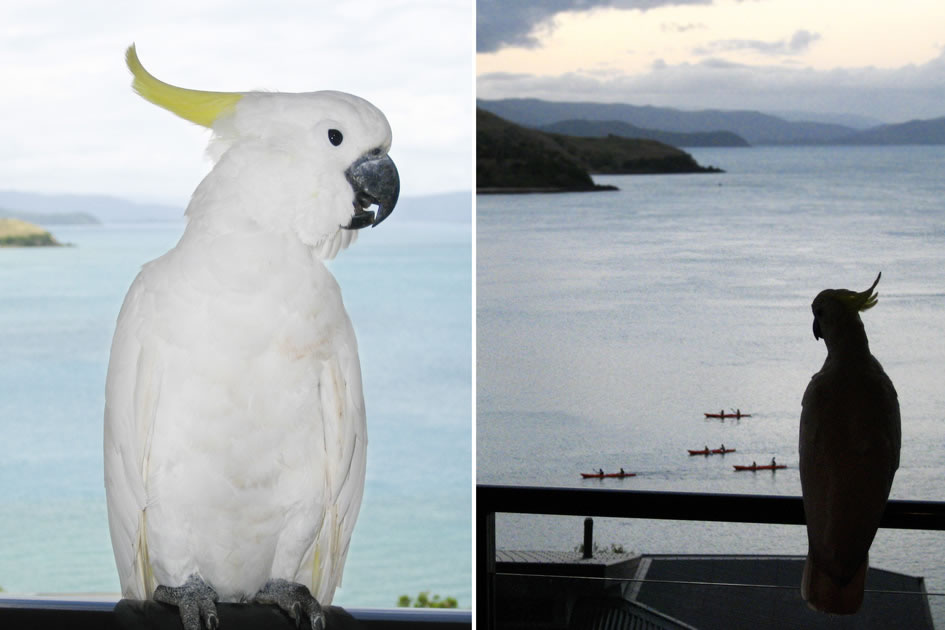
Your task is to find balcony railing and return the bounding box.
[0,597,471,629]
[477,483,945,630]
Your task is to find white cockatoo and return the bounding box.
[799,272,900,614]
[104,45,399,630]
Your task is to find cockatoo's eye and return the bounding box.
[328,129,343,146]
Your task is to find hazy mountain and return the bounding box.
[0,190,471,226]
[537,119,749,147]
[0,190,184,223]
[770,110,885,130]
[0,208,100,225]
[835,117,945,145]
[479,98,945,146]
[478,98,857,145]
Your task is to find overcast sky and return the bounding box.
[1,1,472,206]
[477,0,945,123]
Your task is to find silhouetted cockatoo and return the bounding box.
[799,272,900,614]
[104,45,399,630]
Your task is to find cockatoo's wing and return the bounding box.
[302,333,367,604]
[104,269,163,599]
[799,357,900,612]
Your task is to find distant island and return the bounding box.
[0,218,63,247]
[0,209,100,225]
[477,108,721,193]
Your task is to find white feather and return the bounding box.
[105,89,388,604]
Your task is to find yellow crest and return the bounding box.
[125,44,243,127]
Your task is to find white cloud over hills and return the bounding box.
[479,48,945,123]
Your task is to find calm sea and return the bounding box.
[0,200,472,609]
[478,146,945,622]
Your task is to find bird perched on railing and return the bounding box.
[104,45,398,630]
[799,272,900,614]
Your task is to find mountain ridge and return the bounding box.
[0,190,471,225]
[833,117,945,145]
[478,98,945,146]
[537,119,749,147]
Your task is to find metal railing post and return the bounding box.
[478,507,496,630]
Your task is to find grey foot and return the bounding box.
[154,573,219,630]
[254,579,326,630]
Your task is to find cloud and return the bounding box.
[0,1,473,202]
[787,29,820,52]
[477,0,712,53]
[694,29,821,56]
[477,49,945,122]
[661,21,706,33]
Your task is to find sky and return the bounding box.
[1,1,473,206]
[477,0,945,124]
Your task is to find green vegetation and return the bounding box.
[397,591,459,609]
[478,108,605,192]
[0,218,62,247]
[550,133,723,175]
[477,108,721,193]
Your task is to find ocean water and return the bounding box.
[478,146,945,622]
[0,200,472,609]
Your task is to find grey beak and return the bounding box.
[343,152,399,229]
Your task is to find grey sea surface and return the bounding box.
[478,145,945,624]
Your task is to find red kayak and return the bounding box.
[581,472,637,479]
[733,464,786,471]
[705,412,751,418]
[688,448,736,456]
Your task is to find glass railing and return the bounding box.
[478,484,945,630]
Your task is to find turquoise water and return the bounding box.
[478,146,945,622]
[0,201,471,608]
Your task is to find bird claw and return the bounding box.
[154,574,219,630]
[255,579,326,629]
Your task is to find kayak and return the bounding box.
[581,472,637,479]
[688,448,736,456]
[705,412,752,418]
[733,464,786,471]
